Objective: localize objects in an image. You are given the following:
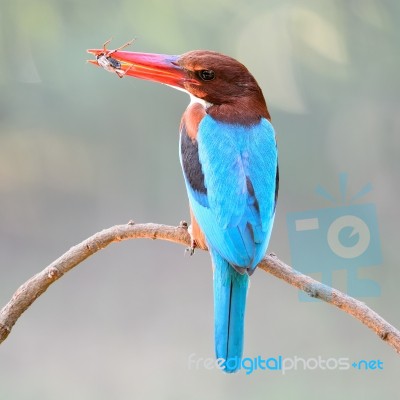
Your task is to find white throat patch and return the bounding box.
[166,84,213,109]
[189,94,212,109]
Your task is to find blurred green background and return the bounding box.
[1,0,399,398]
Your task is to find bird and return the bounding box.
[87,45,279,373]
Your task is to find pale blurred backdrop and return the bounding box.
[0,0,399,398]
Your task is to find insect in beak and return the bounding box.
[88,38,135,78]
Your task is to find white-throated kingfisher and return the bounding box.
[87,46,279,373]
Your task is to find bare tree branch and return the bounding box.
[1,221,399,355]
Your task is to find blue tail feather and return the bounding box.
[212,250,249,373]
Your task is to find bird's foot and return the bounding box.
[179,220,196,256]
[187,223,197,256]
[185,239,197,256]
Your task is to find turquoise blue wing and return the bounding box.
[180,115,278,270]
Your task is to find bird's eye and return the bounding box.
[198,70,215,81]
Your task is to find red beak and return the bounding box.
[87,49,192,88]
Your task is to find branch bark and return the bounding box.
[1,221,399,355]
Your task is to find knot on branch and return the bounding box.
[380,330,389,341]
[0,322,10,333]
[178,220,188,230]
[47,266,63,280]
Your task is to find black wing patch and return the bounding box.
[180,123,207,195]
[246,177,260,213]
[274,163,279,212]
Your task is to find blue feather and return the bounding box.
[179,113,278,372]
[181,115,277,269]
[212,249,248,373]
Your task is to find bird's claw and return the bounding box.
[187,223,197,256]
[185,238,197,256]
[179,220,197,256]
